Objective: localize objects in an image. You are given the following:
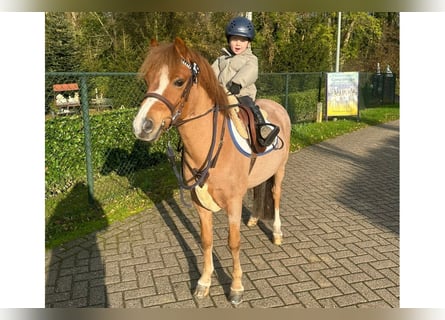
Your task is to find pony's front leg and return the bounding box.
[227,203,244,305]
[194,206,214,299]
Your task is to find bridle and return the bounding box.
[141,57,226,206]
[142,58,210,127]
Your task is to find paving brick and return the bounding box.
[378,268,399,284]
[308,270,332,288]
[370,259,398,270]
[153,276,172,294]
[301,261,329,273]
[89,285,107,305]
[172,282,193,301]
[342,272,372,284]
[247,269,277,281]
[125,299,143,308]
[124,287,156,300]
[296,291,322,307]
[359,263,385,280]
[334,292,367,307]
[45,292,71,305]
[120,257,148,268]
[50,297,88,308]
[281,256,308,267]
[107,280,139,294]
[252,278,276,297]
[351,282,381,302]
[375,288,399,307]
[273,285,299,305]
[329,276,356,295]
[208,294,233,308]
[195,296,216,308]
[142,293,176,307]
[55,275,72,293]
[311,286,343,300]
[120,265,137,282]
[242,289,263,301]
[249,296,285,308]
[289,280,320,293]
[338,258,362,274]
[365,278,397,290]
[162,300,198,308]
[350,254,377,265]
[247,254,269,270]
[357,300,391,308]
[72,280,88,299]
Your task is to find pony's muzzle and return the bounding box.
[133,116,167,142]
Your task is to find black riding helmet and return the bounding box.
[225,16,255,42]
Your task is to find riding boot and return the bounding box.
[237,96,280,147]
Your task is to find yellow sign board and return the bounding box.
[326,72,359,117]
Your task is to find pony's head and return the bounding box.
[133,37,227,142]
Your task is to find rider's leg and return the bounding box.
[237,96,280,147]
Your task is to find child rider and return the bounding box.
[212,16,279,147]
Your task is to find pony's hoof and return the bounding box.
[273,234,283,245]
[194,284,210,299]
[229,289,244,306]
[247,217,259,227]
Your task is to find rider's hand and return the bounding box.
[228,82,241,95]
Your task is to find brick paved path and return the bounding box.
[45,120,399,308]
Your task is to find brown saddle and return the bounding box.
[236,104,267,154]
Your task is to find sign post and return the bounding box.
[326,72,359,120]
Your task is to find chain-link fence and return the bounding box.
[45,71,396,201]
[256,72,325,123]
[46,72,148,201]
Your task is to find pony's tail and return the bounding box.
[253,176,275,220]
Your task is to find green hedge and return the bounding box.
[45,109,179,197]
[259,89,321,123]
[287,89,321,123]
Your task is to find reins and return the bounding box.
[165,106,226,208]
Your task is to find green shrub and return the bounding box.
[45,115,86,195]
[259,89,321,123]
[45,108,179,197]
[287,89,320,123]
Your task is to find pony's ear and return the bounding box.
[150,38,158,47]
[174,37,189,59]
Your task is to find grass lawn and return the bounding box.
[45,104,399,249]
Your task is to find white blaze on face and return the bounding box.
[133,65,170,137]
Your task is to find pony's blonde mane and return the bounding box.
[139,41,228,110]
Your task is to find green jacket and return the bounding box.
[211,47,258,100]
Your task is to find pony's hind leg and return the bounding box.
[247,215,259,227]
[272,167,285,245]
[249,177,274,227]
[247,188,260,227]
[194,206,214,299]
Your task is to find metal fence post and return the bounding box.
[316,72,323,123]
[285,73,289,111]
[79,74,95,203]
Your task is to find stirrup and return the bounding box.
[257,124,280,147]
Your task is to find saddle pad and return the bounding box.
[228,118,277,157]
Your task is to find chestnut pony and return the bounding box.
[133,38,291,305]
